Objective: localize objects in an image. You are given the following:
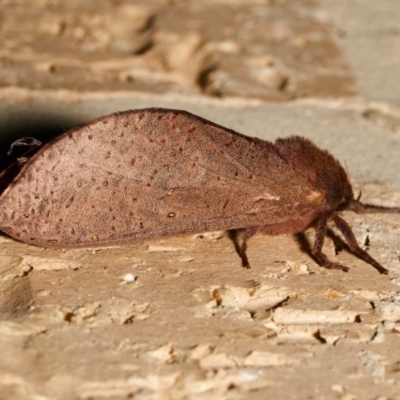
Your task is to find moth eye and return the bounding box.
[337,197,349,211]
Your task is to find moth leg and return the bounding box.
[312,218,349,272]
[239,226,259,269]
[333,214,388,275]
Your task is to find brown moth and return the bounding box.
[0,108,398,274]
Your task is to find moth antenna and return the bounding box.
[356,189,362,202]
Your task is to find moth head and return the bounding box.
[337,196,350,211]
[274,136,355,212]
[336,183,355,211]
[339,190,362,211]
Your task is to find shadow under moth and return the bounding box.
[0,108,399,274]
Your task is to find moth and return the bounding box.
[0,108,398,274]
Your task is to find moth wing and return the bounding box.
[0,109,321,247]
